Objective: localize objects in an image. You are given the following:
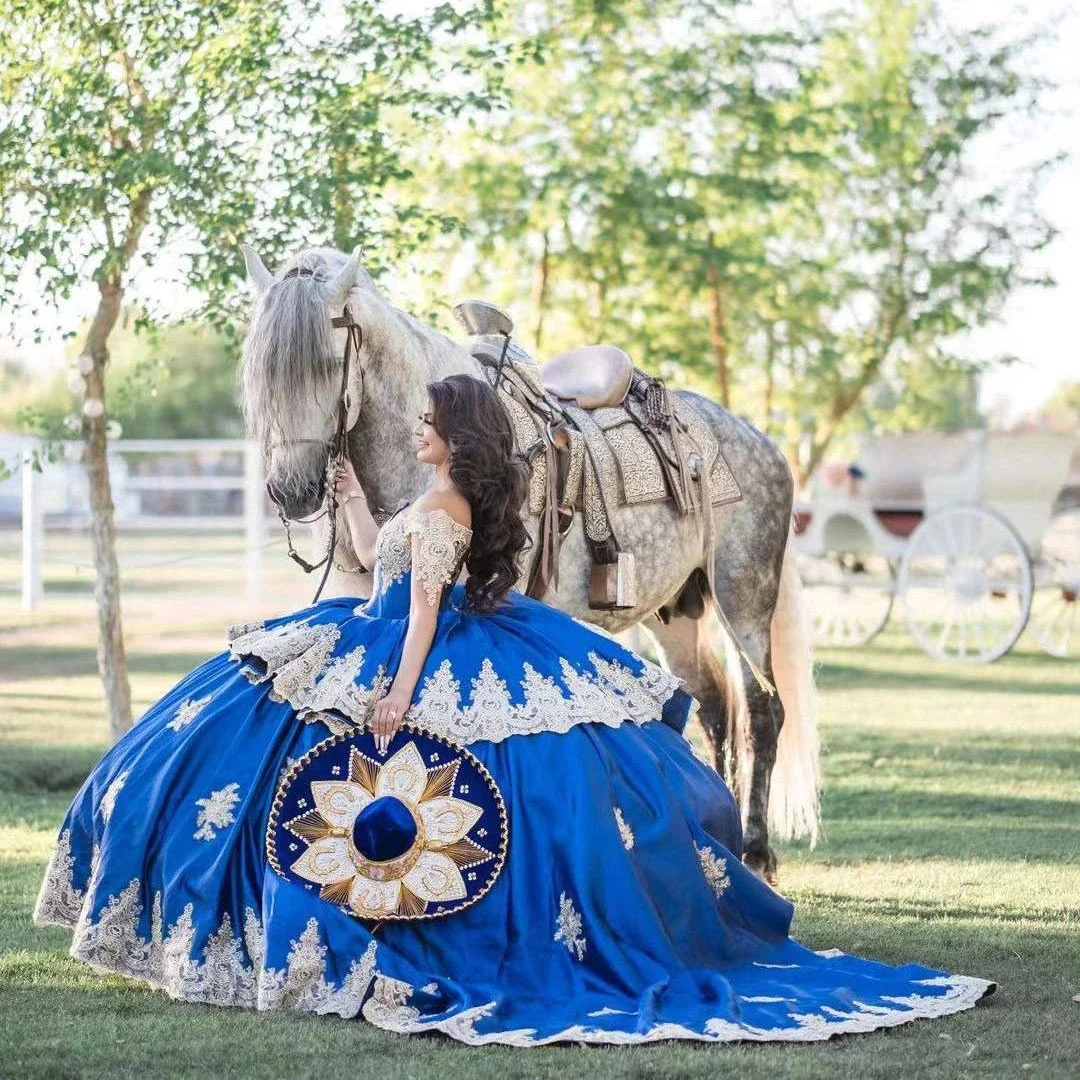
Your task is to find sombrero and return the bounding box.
[266,724,508,921]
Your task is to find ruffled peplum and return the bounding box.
[224,590,694,743]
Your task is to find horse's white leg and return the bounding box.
[767,530,820,846]
[709,557,785,885]
[648,609,732,768]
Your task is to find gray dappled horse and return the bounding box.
[240,243,819,882]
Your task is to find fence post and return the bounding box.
[244,441,266,603]
[21,447,44,612]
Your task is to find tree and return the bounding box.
[0,0,299,737]
[0,0,509,739]
[764,0,1057,481]
[446,0,1057,481]
[0,319,245,439]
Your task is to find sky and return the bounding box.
[2,0,1077,424]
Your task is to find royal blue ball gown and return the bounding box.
[35,505,993,1044]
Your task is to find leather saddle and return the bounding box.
[540,344,632,410]
[451,299,742,608]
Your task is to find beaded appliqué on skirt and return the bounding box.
[194,783,242,842]
[554,892,587,961]
[695,841,731,899]
[613,807,634,851]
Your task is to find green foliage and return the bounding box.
[448,0,1058,479]
[1,321,244,440]
[0,0,507,473]
[0,0,294,317]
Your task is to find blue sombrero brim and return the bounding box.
[266,724,508,922]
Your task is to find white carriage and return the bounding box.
[795,431,1080,662]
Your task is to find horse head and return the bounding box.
[240,243,367,519]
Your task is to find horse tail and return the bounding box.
[767,525,821,844]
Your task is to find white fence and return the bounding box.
[10,437,274,610]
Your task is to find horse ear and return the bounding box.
[325,245,364,312]
[241,243,274,296]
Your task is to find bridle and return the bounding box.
[266,266,365,604]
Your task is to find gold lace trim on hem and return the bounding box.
[36,840,994,1041]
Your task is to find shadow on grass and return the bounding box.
[0,645,215,681]
[825,734,1080,775]
[0,744,102,796]
[817,660,1080,697]
[822,785,1080,822]
[788,889,1080,927]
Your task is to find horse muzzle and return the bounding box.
[265,472,326,521]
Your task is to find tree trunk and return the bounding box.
[82,278,133,740]
[706,264,730,408]
[533,230,550,352]
[331,145,355,251]
[762,322,776,435]
[798,297,906,486]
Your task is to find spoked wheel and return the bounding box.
[799,552,895,647]
[1029,508,1080,658]
[899,505,1033,664]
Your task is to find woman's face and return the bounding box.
[413,399,449,467]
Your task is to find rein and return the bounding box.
[268,266,365,604]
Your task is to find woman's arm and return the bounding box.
[370,549,439,753]
[334,458,379,569]
[369,498,470,754]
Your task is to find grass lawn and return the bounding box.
[0,533,1077,1078]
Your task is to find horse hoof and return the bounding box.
[743,848,780,889]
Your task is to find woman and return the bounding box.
[35,374,993,1044]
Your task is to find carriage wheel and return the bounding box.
[899,505,1032,664]
[1029,508,1080,659]
[799,552,895,647]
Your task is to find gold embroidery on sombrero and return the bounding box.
[279,742,494,920]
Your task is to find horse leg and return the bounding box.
[711,526,820,886]
[647,604,729,766]
[708,548,787,885]
[731,632,783,885]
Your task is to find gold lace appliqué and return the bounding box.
[371,506,472,606]
[405,508,472,607]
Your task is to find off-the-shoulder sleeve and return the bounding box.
[404,507,472,608]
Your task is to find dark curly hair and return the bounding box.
[427,374,531,612]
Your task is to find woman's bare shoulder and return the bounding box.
[411,488,472,531]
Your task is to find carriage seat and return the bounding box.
[540,344,633,410]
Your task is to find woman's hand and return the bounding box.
[370,685,411,754]
[334,458,363,501]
